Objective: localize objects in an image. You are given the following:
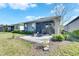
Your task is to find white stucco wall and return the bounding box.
[54,18,61,34]
[19,26,24,30]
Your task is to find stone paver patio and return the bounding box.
[20,35,52,44]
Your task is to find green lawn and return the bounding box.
[0,32,32,56]
[0,32,79,56]
[49,42,79,56]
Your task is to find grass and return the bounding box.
[49,42,79,56]
[0,32,32,56]
[0,32,79,56]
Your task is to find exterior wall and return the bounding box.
[36,21,55,34]
[19,26,24,31]
[14,25,24,31]
[64,25,69,32]
[64,19,79,32]
[7,27,11,31]
[0,26,3,32]
[27,23,33,31]
[24,23,36,32]
[24,24,28,31]
[0,25,14,32]
[24,16,61,34]
[24,21,55,34]
[54,18,61,34]
[14,24,19,30]
[7,26,14,31]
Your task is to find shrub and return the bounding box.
[72,30,79,35]
[72,30,79,38]
[23,31,33,34]
[12,30,20,33]
[52,34,65,41]
[62,32,70,40]
[12,30,33,34]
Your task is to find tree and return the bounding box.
[52,4,73,32]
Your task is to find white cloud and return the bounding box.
[45,3,52,5]
[25,16,44,21]
[8,3,37,10]
[30,3,37,7]
[25,16,36,21]
[0,3,7,9]
[0,3,37,10]
[9,3,28,10]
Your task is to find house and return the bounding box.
[0,25,14,32]
[64,16,79,32]
[7,25,14,31]
[13,24,20,31]
[24,16,61,34]
[0,16,61,34]
[0,25,4,32]
[13,23,24,31]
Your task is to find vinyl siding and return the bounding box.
[64,19,79,32]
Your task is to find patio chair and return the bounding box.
[34,32,42,37]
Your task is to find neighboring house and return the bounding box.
[13,24,20,30]
[7,25,14,31]
[0,25,4,32]
[64,16,79,32]
[19,26,24,31]
[0,25,14,32]
[24,16,61,34]
[13,23,24,31]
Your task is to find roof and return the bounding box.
[65,16,79,26]
[10,16,60,26]
[24,16,61,24]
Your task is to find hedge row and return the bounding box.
[11,30,33,34]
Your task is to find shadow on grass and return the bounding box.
[66,38,79,42]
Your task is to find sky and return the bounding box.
[0,3,79,25]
